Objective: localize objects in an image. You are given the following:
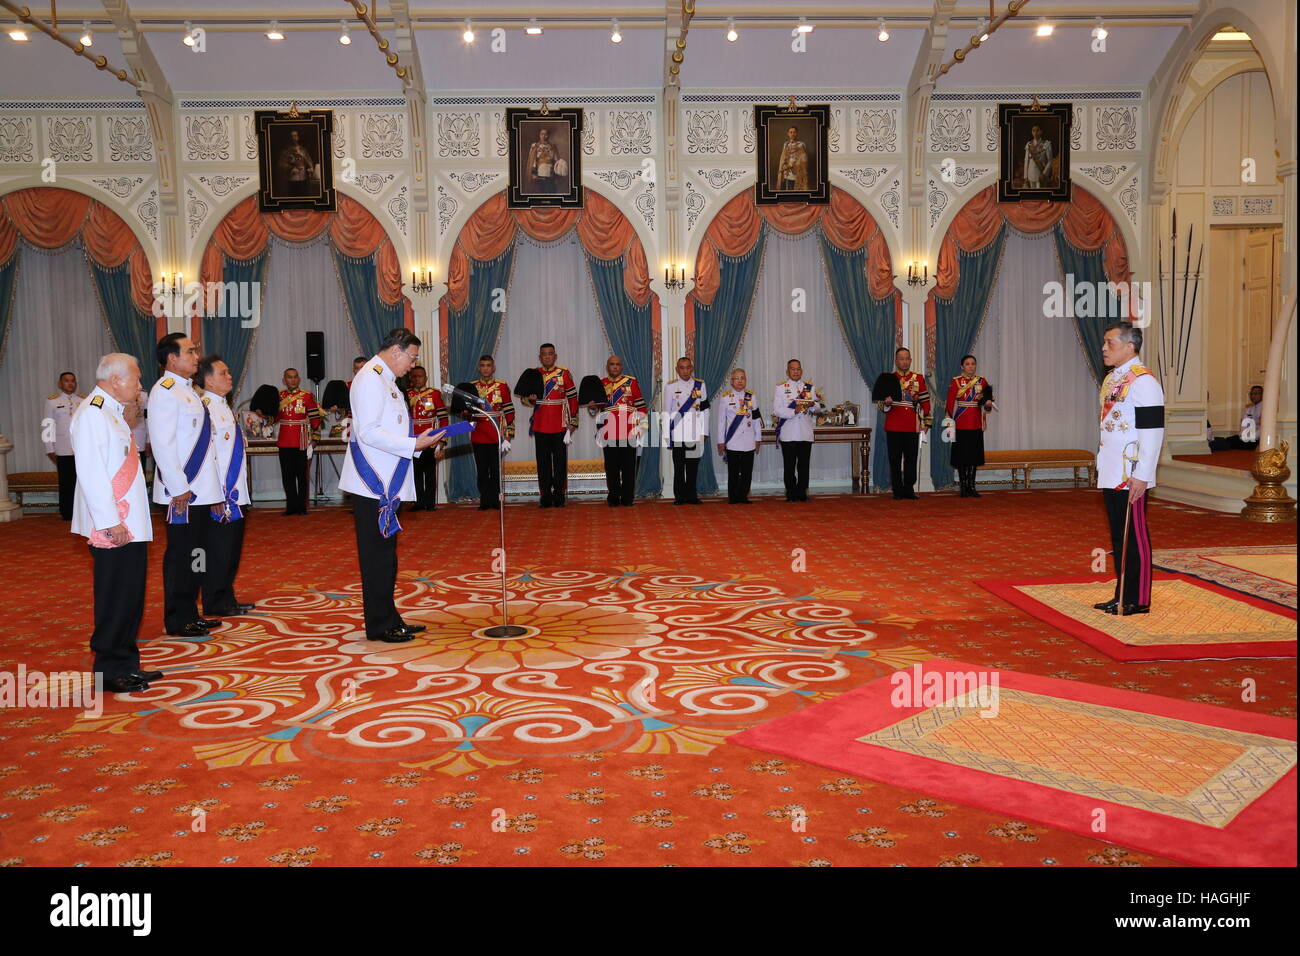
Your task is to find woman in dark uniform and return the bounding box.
[945,354,994,497]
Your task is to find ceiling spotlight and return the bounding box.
[877,19,889,42]
[266,20,284,41]
[338,21,351,44]
[80,21,93,47]
[726,18,737,43]
[182,19,195,46]
[1035,18,1054,37]
[977,18,989,42]
[1092,17,1108,40]
[610,20,622,43]
[463,19,475,43]
[526,19,543,36]
[796,17,814,34]
[7,28,28,41]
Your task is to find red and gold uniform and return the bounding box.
[945,373,993,495]
[275,388,322,514]
[884,370,932,433]
[529,365,578,434]
[406,385,448,510]
[471,379,516,444]
[598,374,646,507]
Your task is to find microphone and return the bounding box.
[441,381,488,409]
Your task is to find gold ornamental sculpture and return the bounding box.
[1242,441,1297,523]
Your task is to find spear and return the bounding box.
[1168,210,1178,385]
[1156,221,1166,377]
[1178,239,1205,393]
[1177,222,1194,385]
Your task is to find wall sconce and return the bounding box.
[410,267,434,294]
[906,261,930,287]
[664,264,690,291]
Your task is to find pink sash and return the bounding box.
[88,437,139,549]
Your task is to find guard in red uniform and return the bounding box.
[944,354,995,498]
[592,355,647,507]
[876,347,931,500]
[466,354,516,510]
[275,367,323,515]
[517,342,578,508]
[406,365,449,511]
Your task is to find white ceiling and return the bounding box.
[0,3,1211,98]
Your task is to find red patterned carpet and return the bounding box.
[0,489,1295,867]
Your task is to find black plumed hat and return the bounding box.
[250,384,281,418]
[578,374,606,406]
[871,373,902,402]
[321,379,350,411]
[515,367,544,399]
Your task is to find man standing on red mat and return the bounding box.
[275,367,322,515]
[406,365,449,511]
[1094,322,1165,616]
[878,347,932,500]
[519,343,578,508]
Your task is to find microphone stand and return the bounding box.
[472,400,527,639]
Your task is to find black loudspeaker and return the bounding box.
[305,331,325,382]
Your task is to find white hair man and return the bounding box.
[70,353,161,694]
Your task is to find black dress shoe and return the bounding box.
[282,509,294,516]
[399,622,426,634]
[556,499,566,507]
[194,618,221,629]
[686,499,701,505]
[540,500,552,509]
[478,503,490,511]
[1093,598,1120,613]
[128,669,164,683]
[103,675,149,694]
[901,492,919,500]
[1118,604,1150,615]
[167,623,211,638]
[368,626,415,643]
[409,503,425,512]
[608,500,619,507]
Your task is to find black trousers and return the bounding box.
[535,432,567,504]
[725,449,755,503]
[278,448,309,512]
[886,431,920,496]
[202,515,245,616]
[56,454,77,520]
[413,451,438,509]
[90,541,147,679]
[780,441,811,500]
[353,496,402,638]
[473,442,500,507]
[671,444,702,503]
[1103,489,1154,606]
[163,505,211,632]
[603,446,637,505]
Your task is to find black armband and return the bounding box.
[1135,405,1165,429]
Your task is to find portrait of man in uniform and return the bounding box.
[755,103,829,205]
[998,101,1072,202]
[255,107,336,211]
[507,107,584,209]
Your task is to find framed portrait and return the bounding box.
[507,107,584,209]
[754,102,830,205]
[998,101,1072,203]
[255,105,335,212]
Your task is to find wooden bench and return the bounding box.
[503,458,609,498]
[977,449,1096,489]
[6,471,58,507]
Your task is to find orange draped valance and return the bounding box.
[199,193,404,317]
[444,189,654,313]
[0,186,153,315]
[933,184,1131,298]
[690,186,895,307]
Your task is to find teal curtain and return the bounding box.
[0,253,17,368]
[200,250,268,399]
[334,248,404,358]
[928,226,1007,490]
[447,247,516,501]
[586,252,662,497]
[87,255,161,390]
[1053,224,1120,385]
[691,231,767,495]
[819,236,898,491]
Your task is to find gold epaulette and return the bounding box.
[47,393,58,400]
[89,395,104,408]
[160,377,175,389]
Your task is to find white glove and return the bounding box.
[918,430,929,445]
[563,429,573,446]
[500,439,511,456]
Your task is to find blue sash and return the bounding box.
[605,381,628,408]
[774,383,810,441]
[165,400,213,524]
[670,379,702,445]
[350,419,474,538]
[528,371,560,437]
[724,392,753,444]
[215,426,246,523]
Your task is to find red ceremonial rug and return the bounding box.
[1,490,1294,867]
[978,574,1297,662]
[1153,546,1297,609]
[729,658,1298,868]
